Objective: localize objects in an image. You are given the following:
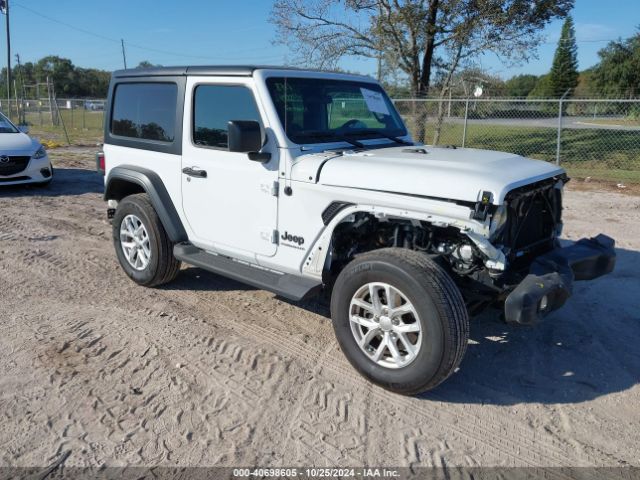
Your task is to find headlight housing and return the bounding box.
[489,205,508,240]
[33,145,47,159]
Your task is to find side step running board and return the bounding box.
[173,243,322,302]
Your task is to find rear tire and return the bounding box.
[330,248,469,395]
[112,193,181,287]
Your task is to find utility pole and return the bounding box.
[15,52,23,95]
[121,39,127,69]
[15,52,24,123]
[1,0,11,117]
[46,75,54,125]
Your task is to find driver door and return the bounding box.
[181,78,279,258]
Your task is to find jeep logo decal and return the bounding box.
[281,231,305,246]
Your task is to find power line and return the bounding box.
[11,2,286,62]
[12,2,121,44]
[542,38,616,45]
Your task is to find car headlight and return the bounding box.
[489,205,508,239]
[33,145,47,159]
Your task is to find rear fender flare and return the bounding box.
[104,165,188,243]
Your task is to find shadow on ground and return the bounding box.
[423,247,640,405]
[0,167,103,197]
[179,246,639,405]
[161,267,255,293]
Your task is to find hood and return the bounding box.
[292,145,564,205]
[0,132,39,154]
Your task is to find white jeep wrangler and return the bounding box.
[100,66,615,394]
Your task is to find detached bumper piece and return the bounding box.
[504,234,616,325]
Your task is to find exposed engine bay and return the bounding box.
[326,175,568,310]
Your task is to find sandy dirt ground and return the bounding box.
[0,147,639,470]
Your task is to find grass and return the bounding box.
[415,121,640,183]
[563,167,640,183]
[22,110,104,146]
[577,118,640,127]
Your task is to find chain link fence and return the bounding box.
[1,96,639,183]
[394,98,640,183]
[0,97,106,145]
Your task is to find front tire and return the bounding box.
[330,248,469,395]
[112,193,181,287]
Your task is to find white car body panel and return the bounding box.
[316,146,564,205]
[0,131,37,151]
[103,143,187,228]
[0,130,50,185]
[255,158,494,275]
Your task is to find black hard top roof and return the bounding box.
[112,65,371,79]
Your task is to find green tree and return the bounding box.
[573,69,595,97]
[74,68,111,97]
[0,56,112,99]
[505,74,539,97]
[590,30,640,97]
[528,73,552,98]
[35,56,77,96]
[548,15,579,97]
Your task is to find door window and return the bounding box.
[193,85,262,149]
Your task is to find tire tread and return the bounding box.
[333,248,469,394]
[115,193,181,287]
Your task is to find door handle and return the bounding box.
[182,167,207,178]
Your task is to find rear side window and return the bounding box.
[111,83,177,142]
[193,85,261,149]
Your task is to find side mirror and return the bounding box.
[228,120,271,162]
[18,124,29,134]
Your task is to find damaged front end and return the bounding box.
[504,234,616,325]
[487,176,616,325]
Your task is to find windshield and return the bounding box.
[0,112,19,133]
[266,77,407,145]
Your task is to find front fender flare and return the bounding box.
[302,203,489,278]
[104,165,188,243]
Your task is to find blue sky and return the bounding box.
[1,0,638,79]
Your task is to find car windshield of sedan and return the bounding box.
[266,77,407,146]
[0,113,19,133]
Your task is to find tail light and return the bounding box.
[96,151,105,175]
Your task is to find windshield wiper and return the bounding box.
[344,130,412,146]
[297,130,364,149]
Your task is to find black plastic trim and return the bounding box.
[104,166,188,243]
[111,65,374,79]
[322,184,477,210]
[104,76,187,155]
[504,271,572,326]
[321,201,355,225]
[174,243,322,301]
[0,176,30,182]
[504,234,616,325]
